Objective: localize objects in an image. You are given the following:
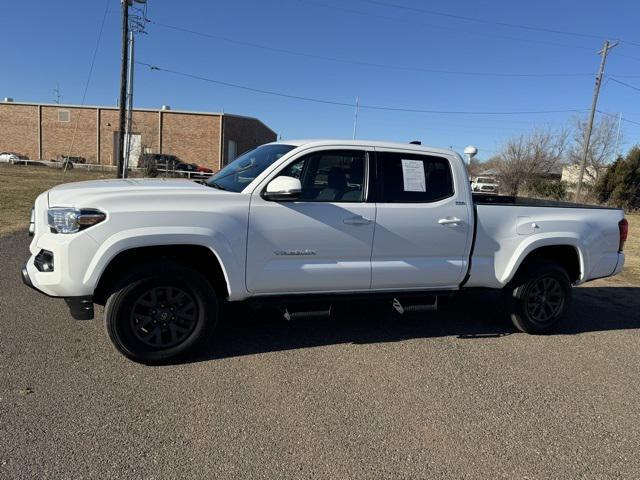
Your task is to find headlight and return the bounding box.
[28,207,36,236]
[47,208,106,234]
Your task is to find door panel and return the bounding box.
[247,201,375,293]
[247,149,375,294]
[371,151,471,289]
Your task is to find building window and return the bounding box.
[58,109,70,122]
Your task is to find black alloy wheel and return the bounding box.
[507,262,571,334]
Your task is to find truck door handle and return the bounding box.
[343,216,372,225]
[438,217,461,226]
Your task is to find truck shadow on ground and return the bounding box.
[182,287,640,364]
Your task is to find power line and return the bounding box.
[299,0,595,52]
[354,0,640,48]
[137,61,585,116]
[65,0,110,167]
[608,77,640,93]
[149,19,597,78]
[599,110,640,127]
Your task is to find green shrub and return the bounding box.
[530,178,567,200]
[595,147,640,211]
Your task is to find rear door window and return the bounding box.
[378,152,454,203]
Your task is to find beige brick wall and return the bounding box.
[41,106,98,162]
[0,104,39,160]
[222,115,277,168]
[162,112,221,171]
[98,109,161,165]
[0,103,274,172]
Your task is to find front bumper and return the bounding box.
[21,262,94,320]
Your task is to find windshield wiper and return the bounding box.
[208,181,228,191]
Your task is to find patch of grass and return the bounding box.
[0,164,112,237]
[620,212,640,284]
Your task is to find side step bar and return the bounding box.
[392,296,438,314]
[283,304,332,321]
[279,295,439,321]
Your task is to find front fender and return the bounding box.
[85,226,246,300]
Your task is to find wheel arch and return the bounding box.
[93,244,231,305]
[503,239,584,286]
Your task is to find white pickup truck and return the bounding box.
[22,140,628,363]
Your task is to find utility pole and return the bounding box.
[123,29,135,178]
[117,0,130,179]
[352,96,359,140]
[53,83,62,104]
[575,39,618,200]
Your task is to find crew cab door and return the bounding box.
[246,148,375,294]
[370,149,473,289]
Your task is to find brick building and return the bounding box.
[0,100,277,171]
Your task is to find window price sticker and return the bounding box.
[401,159,426,192]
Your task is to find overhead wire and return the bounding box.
[137,61,586,116]
[149,18,597,77]
[65,0,110,171]
[354,0,640,48]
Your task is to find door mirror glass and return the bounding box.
[264,176,302,201]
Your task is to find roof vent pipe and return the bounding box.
[161,105,171,110]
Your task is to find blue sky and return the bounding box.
[3,0,640,160]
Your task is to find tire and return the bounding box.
[505,262,572,334]
[104,262,218,364]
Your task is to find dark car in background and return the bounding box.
[139,153,213,178]
[139,153,182,170]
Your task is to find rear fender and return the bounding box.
[500,234,587,285]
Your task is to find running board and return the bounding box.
[392,295,438,315]
[283,303,332,321]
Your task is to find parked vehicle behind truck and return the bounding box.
[22,140,627,363]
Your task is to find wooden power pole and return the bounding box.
[117,0,130,179]
[575,40,618,200]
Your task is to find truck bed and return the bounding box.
[466,194,624,289]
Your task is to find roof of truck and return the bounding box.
[271,139,459,156]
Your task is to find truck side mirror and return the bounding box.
[263,176,302,201]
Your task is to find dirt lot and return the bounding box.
[1,165,639,478]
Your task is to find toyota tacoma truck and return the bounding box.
[22,140,628,363]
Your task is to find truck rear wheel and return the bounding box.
[506,262,571,334]
[104,263,217,364]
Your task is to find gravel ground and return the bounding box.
[1,232,639,479]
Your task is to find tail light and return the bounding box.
[619,218,628,252]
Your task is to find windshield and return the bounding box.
[206,144,296,192]
[476,177,494,183]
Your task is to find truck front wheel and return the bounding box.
[104,263,217,363]
[506,262,572,334]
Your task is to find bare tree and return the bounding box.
[495,128,569,196]
[568,114,620,184]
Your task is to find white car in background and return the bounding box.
[0,152,21,164]
[472,176,499,193]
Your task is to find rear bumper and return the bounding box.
[613,252,625,276]
[21,262,94,320]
